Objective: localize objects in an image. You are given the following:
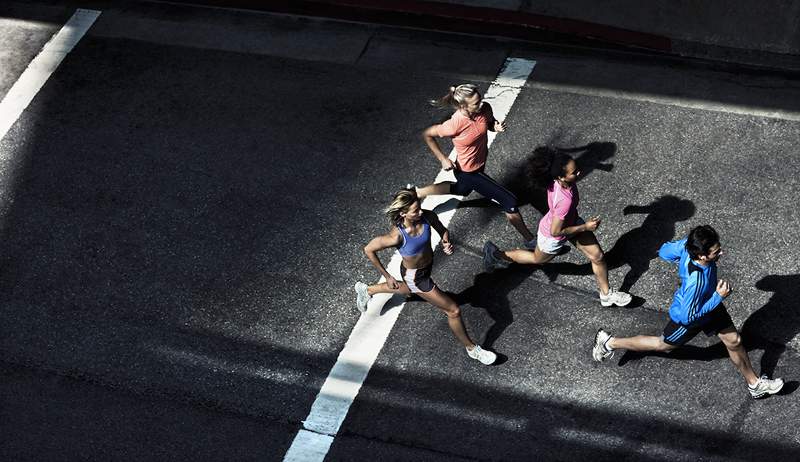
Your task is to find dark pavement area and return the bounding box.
[342,281,800,460]
[1,1,800,460]
[1,361,292,461]
[154,0,800,72]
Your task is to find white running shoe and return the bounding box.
[600,288,632,307]
[592,329,615,362]
[482,241,509,272]
[354,282,370,313]
[748,375,784,399]
[467,345,497,365]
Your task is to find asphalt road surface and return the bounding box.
[1,2,799,460]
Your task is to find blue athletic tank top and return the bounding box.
[397,217,431,257]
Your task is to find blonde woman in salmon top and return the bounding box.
[415,84,537,248]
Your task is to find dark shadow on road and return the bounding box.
[778,381,800,396]
[448,265,538,349]
[742,274,800,377]
[337,348,800,461]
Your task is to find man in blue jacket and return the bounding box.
[592,225,783,399]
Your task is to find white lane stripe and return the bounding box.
[283,58,536,461]
[529,80,800,121]
[283,431,334,461]
[0,9,101,142]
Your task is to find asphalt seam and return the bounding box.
[333,428,481,461]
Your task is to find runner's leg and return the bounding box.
[572,231,610,295]
[367,282,412,296]
[502,246,556,265]
[718,327,759,385]
[506,211,535,242]
[469,171,535,242]
[416,182,453,199]
[418,286,475,348]
[608,335,673,352]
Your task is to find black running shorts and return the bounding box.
[662,305,735,346]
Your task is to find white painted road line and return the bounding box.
[283,57,536,462]
[0,9,100,143]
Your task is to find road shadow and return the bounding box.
[448,265,538,350]
[617,343,797,398]
[404,262,538,351]
[742,274,800,377]
[340,349,800,462]
[541,195,695,293]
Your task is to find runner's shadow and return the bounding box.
[741,274,800,377]
[618,342,728,366]
[541,195,695,293]
[447,265,538,350]
[777,381,800,396]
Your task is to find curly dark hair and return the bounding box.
[526,146,572,189]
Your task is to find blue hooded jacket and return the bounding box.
[658,238,724,325]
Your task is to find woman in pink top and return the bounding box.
[415,84,537,247]
[483,147,632,307]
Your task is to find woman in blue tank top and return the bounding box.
[354,187,497,365]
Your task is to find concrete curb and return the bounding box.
[148,0,800,73]
[151,0,670,50]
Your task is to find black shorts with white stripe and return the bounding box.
[662,304,735,346]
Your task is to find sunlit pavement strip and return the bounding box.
[0,9,100,142]
[530,81,800,121]
[283,58,536,462]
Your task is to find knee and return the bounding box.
[443,305,461,318]
[588,250,605,264]
[656,340,675,353]
[720,331,743,349]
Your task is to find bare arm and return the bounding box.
[422,125,456,171]
[550,215,600,238]
[423,210,454,255]
[483,103,506,133]
[364,227,404,286]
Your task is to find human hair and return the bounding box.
[430,84,479,110]
[526,146,572,189]
[385,187,419,225]
[685,225,720,259]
